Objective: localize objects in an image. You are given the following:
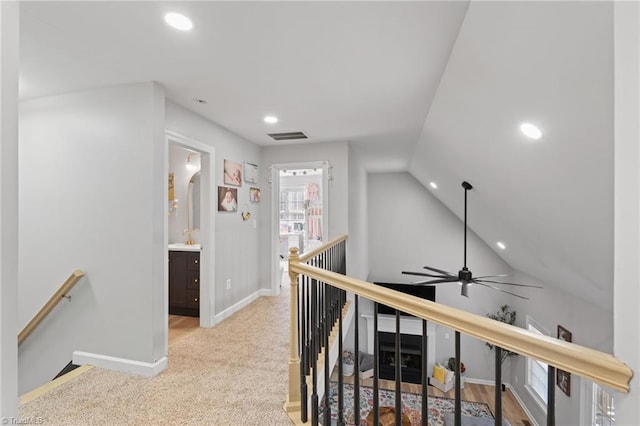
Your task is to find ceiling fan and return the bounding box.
[401,181,542,300]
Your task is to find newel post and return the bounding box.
[284,247,302,414]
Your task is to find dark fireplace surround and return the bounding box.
[378,332,423,384]
[372,282,436,385]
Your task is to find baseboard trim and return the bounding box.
[213,289,271,325]
[72,351,167,378]
[509,386,539,426]
[464,377,498,387]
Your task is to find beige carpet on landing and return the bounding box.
[19,285,293,425]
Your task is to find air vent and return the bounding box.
[267,131,308,141]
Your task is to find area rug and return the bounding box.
[320,382,494,426]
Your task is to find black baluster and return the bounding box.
[495,347,502,426]
[319,273,324,349]
[338,288,344,426]
[300,275,308,423]
[354,295,360,426]
[305,276,311,375]
[547,365,556,426]
[323,282,330,426]
[395,311,401,426]
[332,285,336,334]
[311,278,318,426]
[455,331,461,426]
[330,245,333,272]
[297,274,301,358]
[373,303,379,426]
[422,320,428,426]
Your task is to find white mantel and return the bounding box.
[362,313,437,377]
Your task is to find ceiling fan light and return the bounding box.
[520,122,542,140]
[461,283,469,298]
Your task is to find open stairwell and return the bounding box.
[285,235,632,426]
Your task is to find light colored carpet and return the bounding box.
[20,285,293,425]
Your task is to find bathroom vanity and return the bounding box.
[168,244,200,317]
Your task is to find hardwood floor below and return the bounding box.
[168,314,199,346]
[333,372,531,426]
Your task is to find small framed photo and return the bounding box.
[244,162,258,184]
[557,325,572,397]
[250,187,261,203]
[218,186,238,212]
[223,159,242,186]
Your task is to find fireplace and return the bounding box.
[379,332,423,384]
[362,314,437,384]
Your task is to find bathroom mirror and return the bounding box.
[188,171,201,231]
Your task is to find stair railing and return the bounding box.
[283,235,348,421]
[18,270,85,346]
[285,238,632,425]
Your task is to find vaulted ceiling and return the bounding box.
[19,1,614,308]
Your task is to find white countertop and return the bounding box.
[168,243,201,252]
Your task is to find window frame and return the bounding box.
[525,316,549,413]
[592,382,615,426]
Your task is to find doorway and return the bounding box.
[165,131,216,346]
[271,162,329,294]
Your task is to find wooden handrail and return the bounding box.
[298,234,348,263]
[18,270,85,346]
[289,261,633,393]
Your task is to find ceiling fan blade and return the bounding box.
[476,279,543,289]
[412,278,460,286]
[402,271,448,278]
[473,281,530,300]
[422,266,456,276]
[473,274,512,279]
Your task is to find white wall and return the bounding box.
[613,2,640,425]
[347,145,368,280]
[261,141,349,287]
[366,172,515,381]
[508,271,613,426]
[0,1,19,417]
[18,82,166,394]
[165,101,262,315]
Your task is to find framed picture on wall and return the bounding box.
[218,186,238,212]
[250,187,261,203]
[244,162,258,184]
[223,159,242,186]
[557,325,572,397]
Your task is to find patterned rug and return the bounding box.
[320,382,494,425]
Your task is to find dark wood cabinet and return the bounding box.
[169,250,200,317]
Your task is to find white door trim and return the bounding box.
[165,130,216,329]
[270,161,330,295]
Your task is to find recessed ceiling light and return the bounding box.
[520,122,542,140]
[497,241,506,250]
[164,12,193,31]
[264,115,278,124]
[429,182,438,189]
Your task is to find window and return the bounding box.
[526,317,549,407]
[593,383,615,426]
